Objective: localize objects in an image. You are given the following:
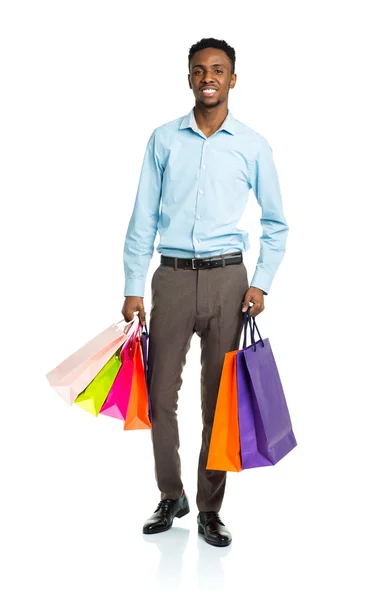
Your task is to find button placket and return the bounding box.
[193,137,208,254]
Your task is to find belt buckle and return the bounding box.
[191,258,197,269]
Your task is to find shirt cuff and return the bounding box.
[250,270,272,295]
[124,278,146,297]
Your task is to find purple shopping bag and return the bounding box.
[236,308,297,468]
[140,322,152,423]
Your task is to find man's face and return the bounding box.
[188,48,236,108]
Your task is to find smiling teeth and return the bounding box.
[202,89,216,92]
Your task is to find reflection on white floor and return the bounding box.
[142,524,232,595]
[142,527,190,593]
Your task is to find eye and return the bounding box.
[216,69,223,73]
[194,70,202,75]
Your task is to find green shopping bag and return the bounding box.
[74,349,122,416]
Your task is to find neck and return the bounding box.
[193,101,228,136]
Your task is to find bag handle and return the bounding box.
[116,315,142,333]
[120,320,143,360]
[243,306,265,350]
[141,321,149,339]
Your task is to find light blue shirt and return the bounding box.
[124,107,289,297]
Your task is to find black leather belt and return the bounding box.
[161,252,243,270]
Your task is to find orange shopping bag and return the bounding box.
[206,350,242,472]
[124,337,151,430]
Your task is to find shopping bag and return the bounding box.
[236,308,297,468]
[99,320,141,420]
[46,319,130,405]
[206,350,242,472]
[73,349,122,416]
[124,333,151,430]
[140,322,152,423]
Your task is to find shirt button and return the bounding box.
[197,254,201,258]
[196,239,199,243]
[197,215,201,220]
[199,189,203,194]
[202,164,206,169]
[205,140,209,145]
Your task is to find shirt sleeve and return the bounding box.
[123,129,163,297]
[248,138,289,295]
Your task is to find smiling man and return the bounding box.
[122,37,289,547]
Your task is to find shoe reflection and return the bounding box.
[142,526,190,593]
[196,533,232,594]
[142,524,232,594]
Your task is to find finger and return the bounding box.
[242,299,253,312]
[123,314,135,332]
[250,305,261,318]
[257,303,265,315]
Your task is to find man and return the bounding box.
[121,37,289,547]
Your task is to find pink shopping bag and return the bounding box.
[46,319,132,405]
[99,321,141,420]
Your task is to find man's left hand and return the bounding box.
[242,286,265,318]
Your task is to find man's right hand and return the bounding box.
[122,296,146,325]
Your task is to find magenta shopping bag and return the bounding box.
[99,322,141,420]
[236,308,297,468]
[140,323,152,423]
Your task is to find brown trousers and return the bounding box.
[147,258,249,512]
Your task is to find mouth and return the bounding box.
[200,88,218,97]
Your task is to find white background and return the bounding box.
[1,0,389,598]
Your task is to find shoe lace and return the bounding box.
[155,499,174,513]
[202,511,225,526]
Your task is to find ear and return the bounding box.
[188,73,192,89]
[229,73,237,89]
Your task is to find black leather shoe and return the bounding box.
[197,511,232,547]
[143,491,190,534]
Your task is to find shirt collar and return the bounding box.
[179,106,236,136]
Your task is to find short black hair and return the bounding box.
[188,38,236,74]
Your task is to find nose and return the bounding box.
[201,71,215,82]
